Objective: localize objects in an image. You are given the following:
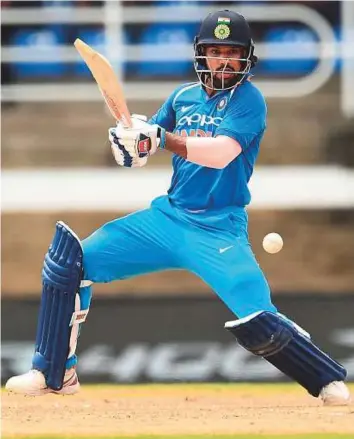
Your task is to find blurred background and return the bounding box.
[2,0,354,384]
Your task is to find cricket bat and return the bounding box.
[74,38,132,128]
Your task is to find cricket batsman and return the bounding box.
[6,10,351,405]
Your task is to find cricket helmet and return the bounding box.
[194,10,258,90]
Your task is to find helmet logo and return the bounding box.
[218,17,231,24]
[214,24,230,40]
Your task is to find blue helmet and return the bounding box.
[194,10,258,90]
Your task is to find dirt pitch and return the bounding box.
[2,383,354,438]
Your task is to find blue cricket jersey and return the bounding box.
[149,79,267,211]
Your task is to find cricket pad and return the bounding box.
[225,311,347,397]
[32,221,83,390]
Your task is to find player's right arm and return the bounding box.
[148,83,193,131]
[109,83,266,169]
[108,84,190,167]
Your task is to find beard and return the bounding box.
[211,73,239,90]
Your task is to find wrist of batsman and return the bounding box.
[109,125,166,158]
[135,126,166,157]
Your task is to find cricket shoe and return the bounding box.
[320,381,351,406]
[5,367,80,396]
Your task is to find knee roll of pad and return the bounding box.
[225,311,347,397]
[32,221,87,390]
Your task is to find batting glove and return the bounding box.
[109,114,166,163]
[110,142,148,168]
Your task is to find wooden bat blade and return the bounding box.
[74,38,132,128]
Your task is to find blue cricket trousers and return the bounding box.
[81,195,277,318]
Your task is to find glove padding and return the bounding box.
[109,114,165,168]
[110,143,148,168]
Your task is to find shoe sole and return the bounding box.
[323,396,351,406]
[6,382,80,396]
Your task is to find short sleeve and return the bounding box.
[215,84,267,150]
[149,83,192,132]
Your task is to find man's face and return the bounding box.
[204,45,245,89]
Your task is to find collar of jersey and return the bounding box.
[200,72,252,102]
[201,86,231,102]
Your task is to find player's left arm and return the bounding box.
[161,133,241,169]
[167,133,244,167]
[110,121,252,169]
[169,89,267,168]
[111,87,266,169]
[157,90,266,168]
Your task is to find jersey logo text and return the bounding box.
[177,113,223,127]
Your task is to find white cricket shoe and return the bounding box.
[5,368,80,396]
[320,381,351,406]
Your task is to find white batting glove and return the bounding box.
[109,115,149,167]
[110,142,148,168]
[109,114,166,163]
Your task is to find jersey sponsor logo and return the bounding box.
[175,129,213,137]
[177,113,223,128]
